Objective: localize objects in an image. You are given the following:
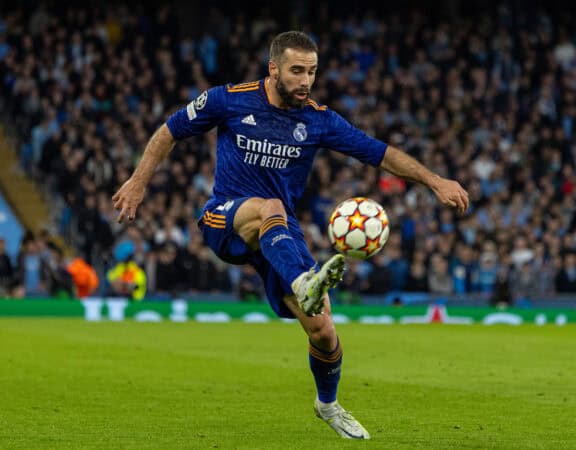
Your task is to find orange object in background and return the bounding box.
[67,258,99,298]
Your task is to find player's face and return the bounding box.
[272,48,317,108]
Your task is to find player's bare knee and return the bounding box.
[259,198,286,221]
[307,318,336,349]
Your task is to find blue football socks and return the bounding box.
[258,215,309,285]
[309,338,342,403]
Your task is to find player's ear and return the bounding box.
[269,60,279,80]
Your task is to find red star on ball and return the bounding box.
[348,210,368,231]
[364,237,381,255]
[334,236,350,253]
[378,211,389,227]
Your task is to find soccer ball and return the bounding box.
[327,197,390,259]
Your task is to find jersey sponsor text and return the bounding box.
[237,134,301,169]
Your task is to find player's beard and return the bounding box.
[276,76,309,109]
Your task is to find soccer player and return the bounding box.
[112,31,469,439]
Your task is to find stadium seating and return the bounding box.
[1,3,576,302]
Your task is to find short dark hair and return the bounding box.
[269,31,317,63]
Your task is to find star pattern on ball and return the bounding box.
[348,210,368,231]
[363,237,381,255]
[378,211,389,226]
[333,236,350,253]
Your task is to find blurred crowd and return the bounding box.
[1,2,576,303]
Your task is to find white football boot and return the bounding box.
[314,398,371,439]
[291,254,346,316]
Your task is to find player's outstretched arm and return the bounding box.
[112,124,175,223]
[380,145,469,215]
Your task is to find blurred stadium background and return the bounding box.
[2,1,576,449]
[1,0,576,309]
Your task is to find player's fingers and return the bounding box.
[457,193,467,213]
[462,192,470,211]
[117,205,128,223]
[454,193,465,209]
[113,192,125,209]
[127,206,136,221]
[459,194,469,214]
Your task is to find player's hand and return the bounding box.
[431,177,469,215]
[112,178,146,223]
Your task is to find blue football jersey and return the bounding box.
[166,79,387,216]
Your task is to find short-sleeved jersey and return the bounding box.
[166,78,387,216]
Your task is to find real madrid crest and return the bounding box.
[293,122,307,142]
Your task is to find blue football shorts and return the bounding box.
[198,197,316,318]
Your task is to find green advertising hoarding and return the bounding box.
[0,299,574,325]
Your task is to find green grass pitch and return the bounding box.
[0,319,574,449]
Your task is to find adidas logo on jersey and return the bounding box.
[241,114,257,126]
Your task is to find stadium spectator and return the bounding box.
[177,235,202,292]
[15,233,47,297]
[106,255,147,301]
[66,256,99,298]
[238,265,264,302]
[450,243,476,294]
[531,242,557,296]
[194,247,226,293]
[427,254,454,295]
[404,260,428,292]
[154,243,181,296]
[555,252,576,293]
[42,242,75,298]
[363,251,393,294]
[154,215,186,247]
[382,239,409,291]
[337,259,364,304]
[489,267,513,307]
[475,250,499,295]
[0,238,14,295]
[509,261,539,303]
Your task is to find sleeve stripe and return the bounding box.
[227,85,260,92]
[231,81,259,88]
[227,80,260,92]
